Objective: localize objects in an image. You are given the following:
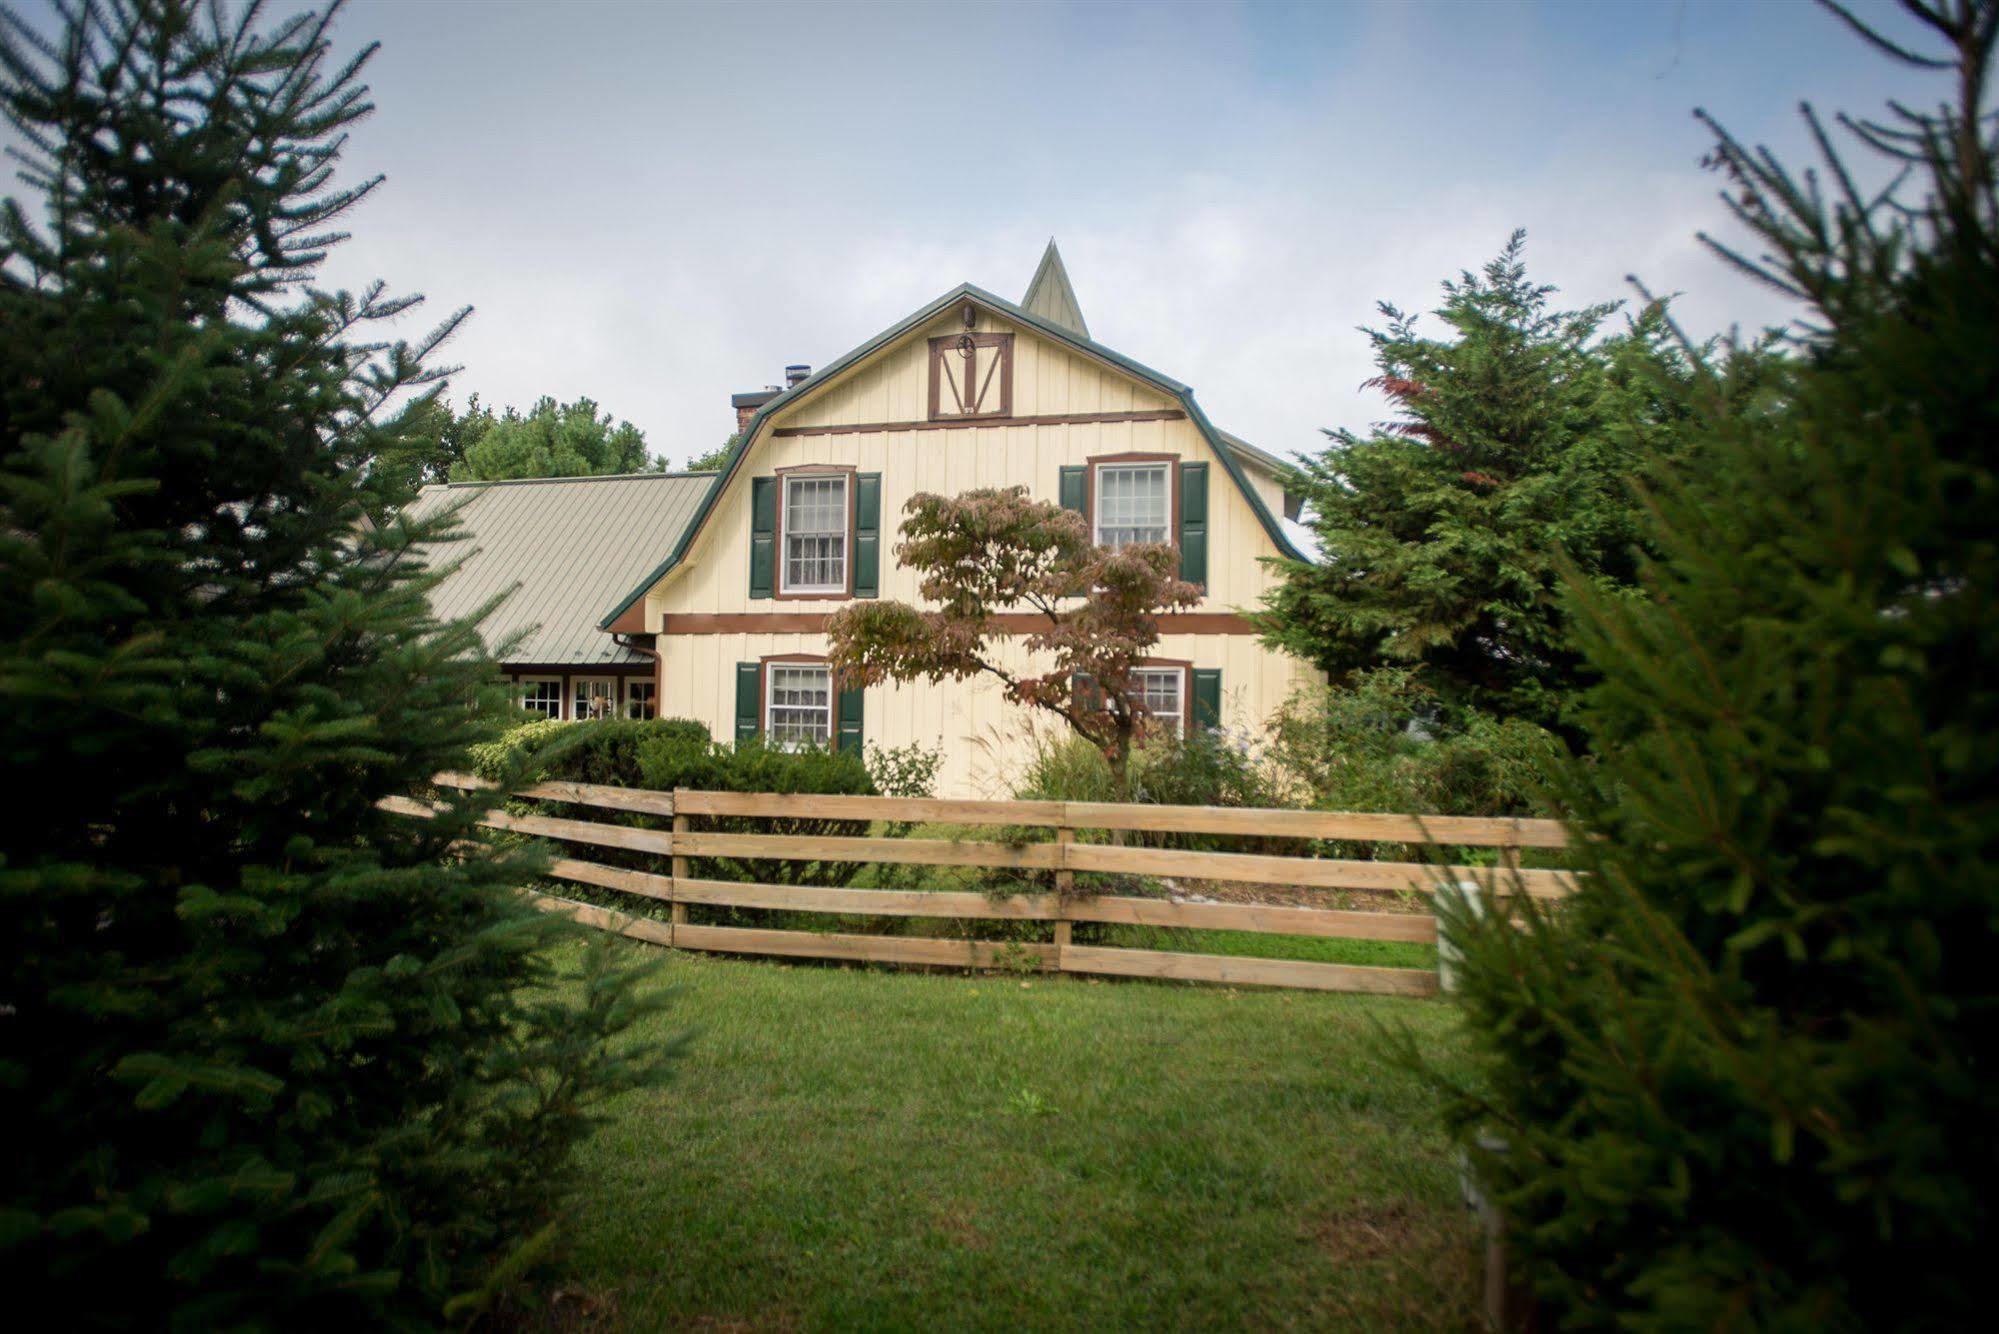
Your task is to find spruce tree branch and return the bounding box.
[1817,0,1955,67]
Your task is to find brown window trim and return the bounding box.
[773,464,858,602]
[757,652,843,748]
[1128,657,1192,738]
[1084,452,1180,551]
[928,332,1014,420]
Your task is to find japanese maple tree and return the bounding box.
[826,486,1199,788]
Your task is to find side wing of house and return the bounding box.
[623,293,1320,796]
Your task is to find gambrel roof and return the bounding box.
[597,282,1306,630]
[407,471,711,664]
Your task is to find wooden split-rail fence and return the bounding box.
[381,775,1576,998]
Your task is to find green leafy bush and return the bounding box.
[1015,729,1287,853]
[470,721,883,894]
[467,715,709,785]
[1267,672,1553,834]
[865,741,946,799]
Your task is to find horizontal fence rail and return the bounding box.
[387,778,1580,997]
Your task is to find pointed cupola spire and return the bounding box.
[1021,238,1090,340]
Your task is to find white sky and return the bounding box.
[11,0,1951,467]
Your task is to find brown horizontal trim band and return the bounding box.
[771,409,1185,438]
[658,611,1256,635]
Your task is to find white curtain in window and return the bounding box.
[784,476,848,592]
[1096,464,1169,547]
[767,665,832,749]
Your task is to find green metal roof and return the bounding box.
[597,283,1306,630]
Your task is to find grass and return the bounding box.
[558,941,1481,1331]
[1086,922,1437,969]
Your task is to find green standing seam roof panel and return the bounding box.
[597,284,1306,630]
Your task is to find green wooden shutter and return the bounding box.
[1178,462,1208,585]
[836,682,864,755]
[749,477,776,598]
[1192,668,1222,731]
[1059,465,1088,517]
[853,473,881,597]
[734,662,761,741]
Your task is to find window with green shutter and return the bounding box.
[734,662,761,740]
[836,682,864,754]
[853,473,882,597]
[1178,462,1208,585]
[748,477,776,598]
[1059,465,1087,516]
[1192,668,1222,731]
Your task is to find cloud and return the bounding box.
[6,0,1938,470]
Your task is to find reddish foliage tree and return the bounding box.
[825,486,1200,788]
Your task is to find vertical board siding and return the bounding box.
[643,306,1320,798]
[650,311,1290,619]
[659,630,1318,799]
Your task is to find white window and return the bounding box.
[782,474,848,594]
[518,677,562,719]
[1129,667,1185,737]
[1094,463,1171,548]
[573,678,615,721]
[765,663,832,750]
[624,680,656,719]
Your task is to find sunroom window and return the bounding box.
[766,663,833,750]
[1129,666,1185,737]
[783,474,848,594]
[1095,462,1171,548]
[573,678,615,721]
[518,678,562,719]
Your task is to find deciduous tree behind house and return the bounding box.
[452,393,653,480]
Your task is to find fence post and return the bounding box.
[669,794,688,946]
[1052,820,1074,973]
[1434,876,1492,995]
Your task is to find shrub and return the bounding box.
[639,733,878,890]
[1267,672,1553,825]
[865,741,946,799]
[1430,9,1998,1326]
[1015,728,1288,854]
[468,721,884,894]
[467,715,709,786]
[0,5,669,1323]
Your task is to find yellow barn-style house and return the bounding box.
[411,244,1322,797]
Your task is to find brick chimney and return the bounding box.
[731,365,812,434]
[731,384,780,434]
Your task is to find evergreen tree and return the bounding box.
[1257,237,1709,736]
[1432,1,1998,1325]
[452,393,651,480]
[0,1,669,1322]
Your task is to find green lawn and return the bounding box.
[559,941,1480,1331]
